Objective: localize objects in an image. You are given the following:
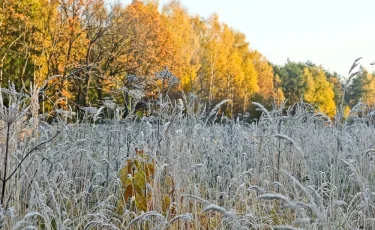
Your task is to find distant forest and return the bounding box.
[1,0,374,118]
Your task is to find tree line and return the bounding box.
[0,0,374,118]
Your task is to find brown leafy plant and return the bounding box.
[117,148,176,217]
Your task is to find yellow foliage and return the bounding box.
[362,72,375,106]
[303,67,336,117]
[344,105,351,119]
[161,195,171,214]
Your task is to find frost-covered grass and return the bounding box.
[1,87,375,229]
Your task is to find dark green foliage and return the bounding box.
[345,67,374,106]
[273,59,307,105]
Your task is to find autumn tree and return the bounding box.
[162,0,200,93]
[194,13,270,116]
[0,0,45,89]
[231,32,258,113]
[303,67,336,117]
[120,1,174,77]
[251,51,274,100]
[195,14,223,108]
[273,74,285,107]
[33,0,90,110]
[362,71,375,106]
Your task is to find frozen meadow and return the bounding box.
[0,85,375,230]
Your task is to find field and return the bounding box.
[1,87,375,230]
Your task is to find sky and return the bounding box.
[121,0,375,77]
